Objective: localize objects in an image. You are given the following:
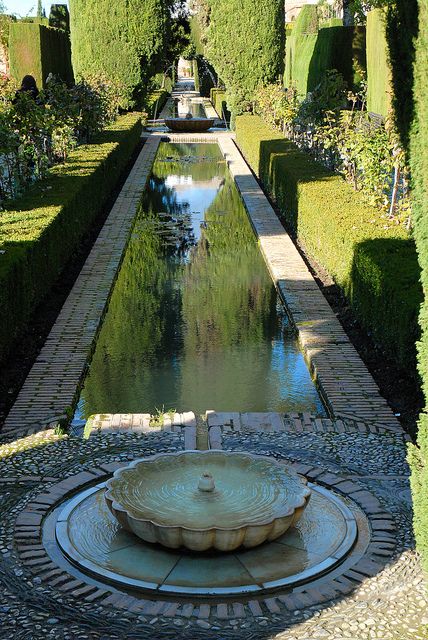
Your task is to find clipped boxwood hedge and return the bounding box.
[0,112,142,364]
[210,87,229,121]
[145,89,169,119]
[235,114,422,370]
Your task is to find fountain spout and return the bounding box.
[198,472,215,492]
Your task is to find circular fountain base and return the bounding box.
[53,482,358,597]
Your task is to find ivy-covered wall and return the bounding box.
[69,0,174,108]
[202,0,285,117]
[9,22,73,87]
[409,0,428,575]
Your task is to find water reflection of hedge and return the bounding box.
[154,142,226,181]
[80,206,183,415]
[182,175,276,353]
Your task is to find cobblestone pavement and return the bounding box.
[0,422,427,640]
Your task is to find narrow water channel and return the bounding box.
[74,143,325,422]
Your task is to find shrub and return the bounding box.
[69,0,175,109]
[9,22,74,88]
[366,9,391,116]
[0,113,142,363]
[201,0,285,117]
[210,87,229,120]
[145,89,169,119]
[409,0,428,574]
[285,6,366,97]
[235,114,422,369]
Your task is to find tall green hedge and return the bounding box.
[235,115,422,370]
[9,22,73,87]
[285,5,366,96]
[366,9,392,116]
[384,0,418,156]
[203,0,285,117]
[69,0,174,108]
[0,113,142,364]
[409,0,428,575]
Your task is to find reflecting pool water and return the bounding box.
[74,143,325,421]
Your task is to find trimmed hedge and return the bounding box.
[69,0,174,108]
[203,0,285,117]
[145,90,169,119]
[0,113,142,364]
[9,22,73,87]
[285,6,366,96]
[366,9,392,116]
[210,87,230,121]
[409,0,428,574]
[235,115,422,369]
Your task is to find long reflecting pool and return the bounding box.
[74,143,325,421]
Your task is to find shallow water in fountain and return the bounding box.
[73,143,325,421]
[106,453,308,529]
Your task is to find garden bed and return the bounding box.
[0,112,142,364]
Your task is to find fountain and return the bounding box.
[104,451,311,552]
[50,447,360,597]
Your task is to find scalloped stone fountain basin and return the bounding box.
[164,118,215,132]
[104,451,311,552]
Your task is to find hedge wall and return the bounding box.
[0,113,142,364]
[9,22,73,87]
[210,87,230,121]
[145,89,169,119]
[409,0,428,574]
[366,9,392,116]
[69,0,174,108]
[203,0,285,117]
[285,5,366,96]
[235,115,422,369]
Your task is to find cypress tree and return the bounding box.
[409,0,428,574]
[200,0,285,118]
[69,0,174,108]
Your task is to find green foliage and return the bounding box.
[9,22,73,88]
[200,0,285,117]
[69,0,175,109]
[286,5,366,97]
[235,114,422,369]
[145,89,169,119]
[384,0,418,155]
[210,87,229,121]
[254,78,410,217]
[194,55,216,97]
[0,75,123,204]
[0,113,142,364]
[409,0,428,574]
[48,4,70,32]
[366,8,391,116]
